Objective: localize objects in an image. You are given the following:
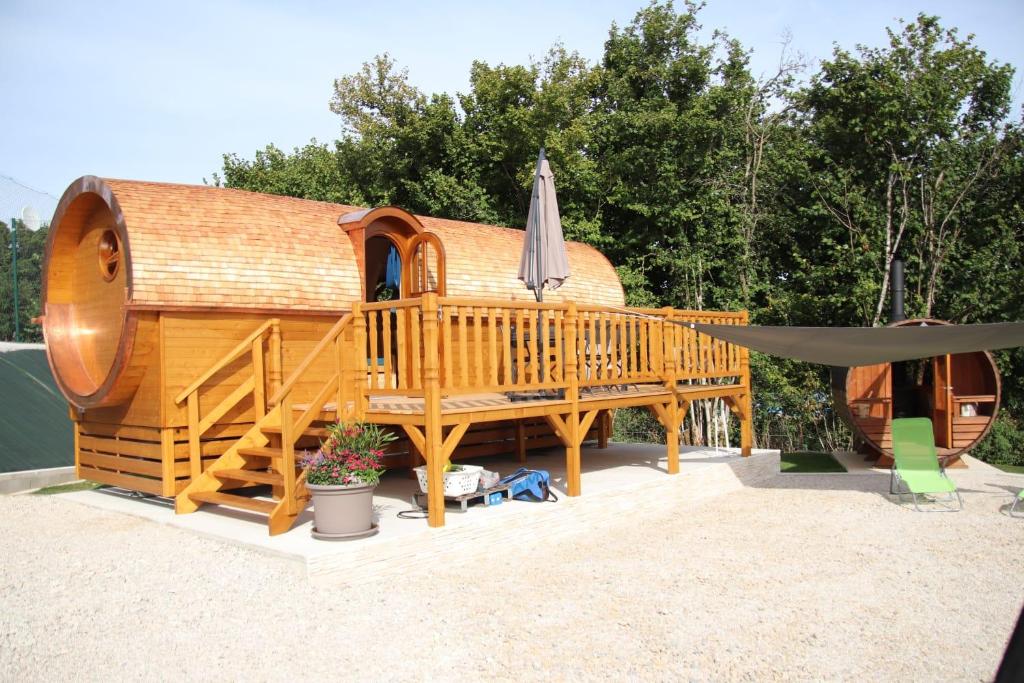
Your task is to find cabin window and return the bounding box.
[97,230,121,281]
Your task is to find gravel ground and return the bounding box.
[2,470,1022,681]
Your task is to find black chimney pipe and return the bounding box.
[890,259,905,323]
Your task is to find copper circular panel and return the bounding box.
[42,176,136,408]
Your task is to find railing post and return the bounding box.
[352,302,368,419]
[565,302,582,496]
[650,312,664,378]
[421,293,445,527]
[187,392,202,481]
[268,319,283,402]
[661,307,676,388]
[280,391,296,514]
[739,310,753,456]
[335,335,346,422]
[252,334,266,420]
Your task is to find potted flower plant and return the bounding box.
[303,421,395,540]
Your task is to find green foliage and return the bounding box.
[0,220,48,343]
[970,413,1024,467]
[612,407,665,444]
[215,2,1023,454]
[304,422,397,487]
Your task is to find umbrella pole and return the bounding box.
[534,150,545,386]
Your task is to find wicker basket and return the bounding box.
[414,465,483,496]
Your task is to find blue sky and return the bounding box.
[2,0,1022,206]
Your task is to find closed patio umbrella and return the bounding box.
[518,148,570,301]
[514,148,570,393]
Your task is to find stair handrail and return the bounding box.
[174,317,281,481]
[268,312,354,407]
[269,310,360,517]
[174,318,280,404]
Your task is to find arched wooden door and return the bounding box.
[406,231,446,296]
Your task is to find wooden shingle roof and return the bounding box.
[96,178,624,311]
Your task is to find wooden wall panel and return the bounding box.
[76,422,168,495]
[161,312,339,427]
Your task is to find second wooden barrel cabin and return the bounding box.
[43,176,625,497]
[832,318,1001,467]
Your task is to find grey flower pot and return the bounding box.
[307,482,379,540]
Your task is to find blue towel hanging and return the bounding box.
[385,245,401,288]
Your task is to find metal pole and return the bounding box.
[10,217,18,342]
[533,148,545,305]
[532,149,545,387]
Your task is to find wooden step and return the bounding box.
[212,468,284,486]
[238,446,284,459]
[188,490,276,514]
[261,425,331,439]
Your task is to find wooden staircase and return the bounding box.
[174,312,363,535]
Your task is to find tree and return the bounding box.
[216,2,1024,456]
[799,15,1014,325]
[0,220,48,343]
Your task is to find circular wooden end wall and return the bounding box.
[832,318,1001,465]
[42,176,139,408]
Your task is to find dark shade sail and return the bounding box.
[687,322,1024,367]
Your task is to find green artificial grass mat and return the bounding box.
[780,451,847,473]
[32,481,105,495]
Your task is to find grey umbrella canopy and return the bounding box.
[518,148,570,301]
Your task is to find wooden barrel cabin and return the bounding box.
[832,318,1001,467]
[42,176,625,497]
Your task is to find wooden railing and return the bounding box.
[662,309,748,380]
[174,318,281,480]
[175,299,748,490]
[351,298,749,400]
[437,298,571,395]
[575,306,665,387]
[266,312,359,516]
[362,299,425,395]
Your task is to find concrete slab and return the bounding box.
[60,443,779,583]
[0,466,77,495]
[831,449,1005,475]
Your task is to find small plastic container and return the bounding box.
[479,469,500,489]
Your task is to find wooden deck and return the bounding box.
[171,295,754,534]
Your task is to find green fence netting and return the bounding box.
[0,345,73,473]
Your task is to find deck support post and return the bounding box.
[515,420,527,463]
[597,409,610,448]
[738,312,753,456]
[421,293,446,527]
[565,302,582,496]
[666,399,680,474]
[661,308,681,474]
[69,407,81,481]
[160,428,176,497]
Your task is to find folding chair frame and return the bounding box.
[889,467,963,512]
[1010,493,1023,518]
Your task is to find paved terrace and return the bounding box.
[58,444,779,581]
[2,445,1021,680]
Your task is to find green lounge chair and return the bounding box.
[1011,489,1023,518]
[889,417,963,512]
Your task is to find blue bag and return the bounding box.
[499,468,558,503]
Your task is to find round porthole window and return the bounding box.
[98,230,121,281]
